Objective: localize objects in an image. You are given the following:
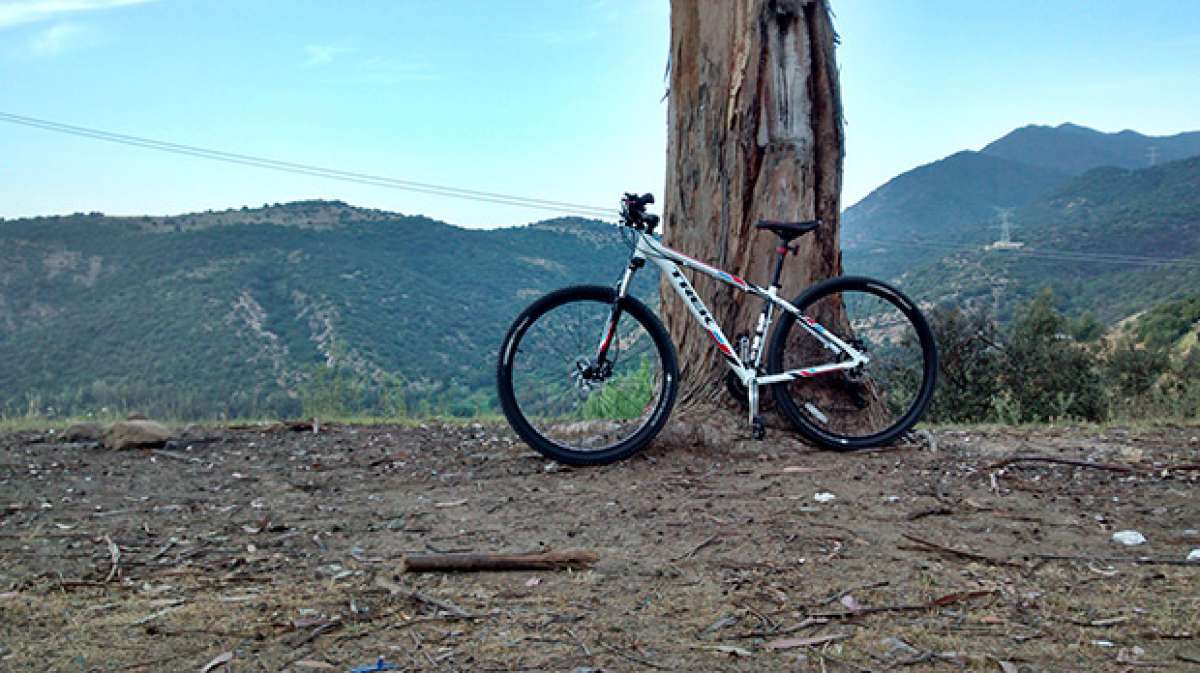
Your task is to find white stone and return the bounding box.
[1111,530,1146,546]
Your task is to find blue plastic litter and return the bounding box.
[349,657,397,673]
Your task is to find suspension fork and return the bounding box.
[594,256,645,364]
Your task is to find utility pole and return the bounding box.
[991,277,1008,317]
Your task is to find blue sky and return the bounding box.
[1,0,1198,227]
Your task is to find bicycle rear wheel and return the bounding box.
[496,285,678,466]
[767,276,937,450]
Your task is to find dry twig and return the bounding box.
[900,533,1018,567]
[103,535,120,582]
[987,454,1139,473]
[402,548,597,572]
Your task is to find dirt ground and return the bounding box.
[1,420,1198,672]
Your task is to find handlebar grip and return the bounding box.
[623,192,654,208]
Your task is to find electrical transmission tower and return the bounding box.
[987,207,1024,251]
[1147,145,1159,166]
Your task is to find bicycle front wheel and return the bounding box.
[768,276,937,451]
[496,285,678,466]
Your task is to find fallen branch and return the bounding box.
[1163,463,1200,472]
[727,617,830,640]
[596,639,670,670]
[817,581,889,606]
[987,455,1139,474]
[292,620,341,647]
[1034,553,1200,567]
[900,533,1019,567]
[103,535,120,582]
[764,632,852,650]
[375,576,479,619]
[905,506,953,521]
[674,534,720,561]
[150,449,197,463]
[402,549,597,572]
[809,589,996,620]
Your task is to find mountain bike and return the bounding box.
[497,193,938,466]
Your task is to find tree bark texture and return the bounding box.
[663,0,845,409]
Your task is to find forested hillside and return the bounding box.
[843,122,1200,281]
[898,156,1200,320]
[0,202,648,419]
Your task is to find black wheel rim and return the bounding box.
[777,286,933,443]
[506,296,669,454]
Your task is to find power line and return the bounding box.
[0,111,617,219]
[5,111,1198,270]
[857,236,1200,269]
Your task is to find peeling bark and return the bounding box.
[663,0,845,413]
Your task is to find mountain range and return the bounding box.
[842,123,1200,279]
[3,122,1198,420]
[894,155,1200,321]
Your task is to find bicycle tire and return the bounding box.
[767,276,937,451]
[496,285,679,466]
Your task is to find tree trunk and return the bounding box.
[663,0,845,413]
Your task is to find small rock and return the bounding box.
[1112,530,1146,546]
[814,492,836,503]
[62,422,103,442]
[1187,549,1200,562]
[103,420,172,450]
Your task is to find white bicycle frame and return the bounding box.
[606,230,869,425]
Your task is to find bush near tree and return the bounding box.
[927,288,1197,424]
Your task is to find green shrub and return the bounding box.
[999,289,1107,422]
[923,304,1003,423]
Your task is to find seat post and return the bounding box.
[770,243,790,287]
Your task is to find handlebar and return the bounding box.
[620,192,658,233]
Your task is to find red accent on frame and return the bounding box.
[597,320,617,357]
[707,330,734,355]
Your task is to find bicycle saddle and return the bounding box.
[756,219,821,242]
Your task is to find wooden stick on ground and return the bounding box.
[402,549,598,573]
[375,575,476,618]
[1035,553,1200,567]
[900,533,1019,567]
[987,455,1140,474]
[103,535,120,582]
